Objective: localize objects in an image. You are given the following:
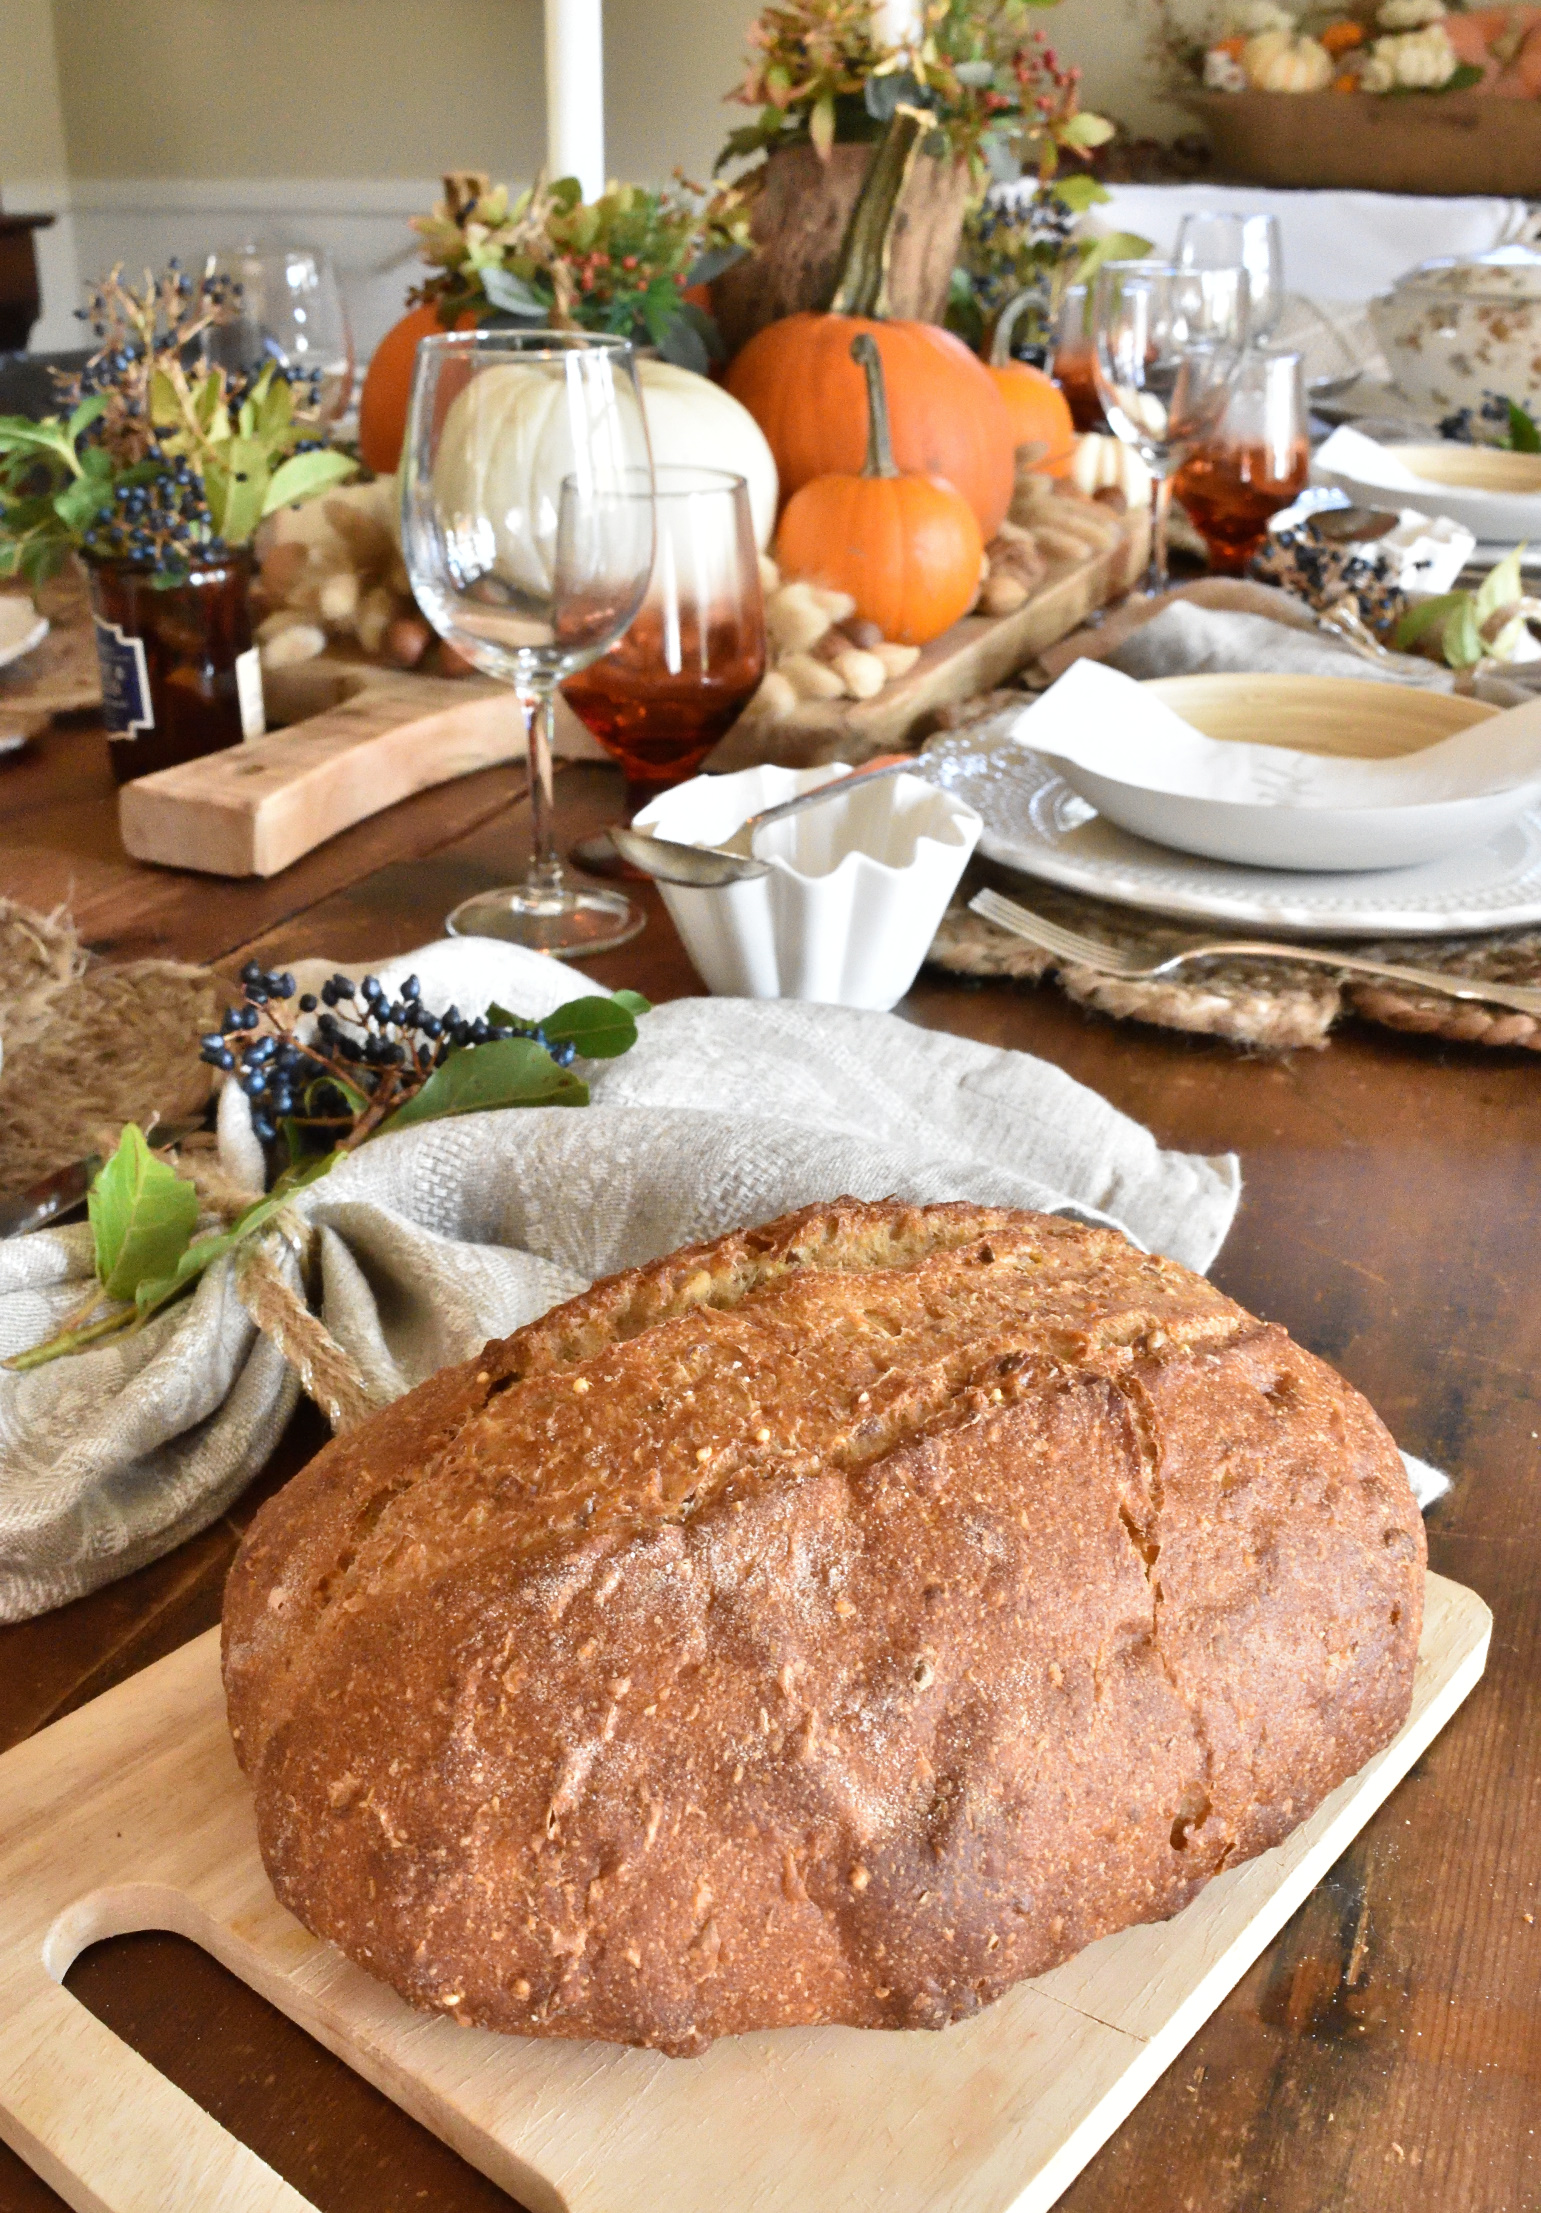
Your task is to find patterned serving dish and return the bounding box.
[1370,243,1541,419]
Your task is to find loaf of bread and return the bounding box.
[223,1199,1424,2055]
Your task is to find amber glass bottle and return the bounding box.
[88,551,263,785]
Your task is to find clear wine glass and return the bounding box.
[1175,211,1284,343]
[1092,259,1249,596]
[401,329,656,953]
[202,245,355,424]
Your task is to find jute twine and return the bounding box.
[930,866,1541,1053]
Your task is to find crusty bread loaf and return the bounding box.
[223,1199,1424,2055]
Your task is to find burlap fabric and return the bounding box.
[0,938,1242,1624]
[0,903,219,1192]
[930,866,1541,1053]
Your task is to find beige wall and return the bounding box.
[47,0,1164,188]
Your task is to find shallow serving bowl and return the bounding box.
[1315,435,1541,542]
[631,764,981,1009]
[1057,674,1516,874]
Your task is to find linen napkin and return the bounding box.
[0,945,1240,1623]
[1006,656,1541,809]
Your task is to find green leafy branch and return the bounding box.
[1393,547,1539,671]
[5,987,651,1374]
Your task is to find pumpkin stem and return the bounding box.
[989,288,1040,368]
[827,106,930,321]
[851,333,898,481]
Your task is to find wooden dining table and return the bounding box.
[1,708,1537,2213]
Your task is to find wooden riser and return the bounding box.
[0,1572,1487,2213]
[116,514,1146,880]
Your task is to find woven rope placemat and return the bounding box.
[0,904,220,1192]
[929,865,1541,1052]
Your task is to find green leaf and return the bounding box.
[67,393,109,442]
[88,1126,200,1304]
[132,1150,338,1317]
[203,435,271,544]
[1508,401,1541,454]
[1393,591,1465,650]
[1444,597,1484,669]
[1474,548,1524,627]
[479,263,553,317]
[1058,111,1115,149]
[257,373,295,439]
[52,474,111,532]
[609,989,652,1016]
[376,1039,588,1136]
[541,994,642,1058]
[1052,172,1111,214]
[1075,231,1154,289]
[262,447,357,515]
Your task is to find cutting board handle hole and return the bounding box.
[63,1929,528,2213]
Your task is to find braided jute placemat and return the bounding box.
[0,903,220,1192]
[929,863,1541,1053]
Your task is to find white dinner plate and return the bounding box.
[923,723,1541,938]
[0,600,47,669]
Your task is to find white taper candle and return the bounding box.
[544,0,606,202]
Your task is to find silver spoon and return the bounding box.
[608,756,922,887]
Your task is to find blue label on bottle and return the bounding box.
[93,615,154,739]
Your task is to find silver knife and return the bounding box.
[0,1154,103,1240]
[0,1120,207,1240]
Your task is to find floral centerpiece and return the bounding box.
[407,169,753,370]
[0,263,356,782]
[710,0,1115,351]
[1153,0,1541,97]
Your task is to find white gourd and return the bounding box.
[431,359,779,599]
[1067,432,1152,506]
[1242,29,1335,88]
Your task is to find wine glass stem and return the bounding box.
[1146,470,1173,597]
[519,686,565,901]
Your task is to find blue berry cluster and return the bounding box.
[200,963,577,1147]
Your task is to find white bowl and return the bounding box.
[631,764,981,1009]
[1046,675,1528,874]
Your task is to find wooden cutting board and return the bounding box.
[115,514,1146,880]
[0,1572,1487,2213]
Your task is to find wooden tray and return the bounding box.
[0,1572,1487,2213]
[711,512,1148,773]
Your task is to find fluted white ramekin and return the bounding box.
[631,764,981,1010]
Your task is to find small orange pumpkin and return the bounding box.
[990,361,1076,477]
[358,302,477,476]
[775,333,983,647]
[989,293,1077,474]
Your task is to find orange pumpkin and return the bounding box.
[775,333,983,647]
[989,360,1076,477]
[731,314,1015,540]
[358,302,477,476]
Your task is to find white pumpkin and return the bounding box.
[430,358,779,603]
[1242,28,1335,88]
[1067,431,1152,507]
[635,361,778,548]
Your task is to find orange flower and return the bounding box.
[1320,19,1365,52]
[1214,33,1247,56]
[1332,69,1359,89]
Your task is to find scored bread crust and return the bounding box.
[223,1199,1425,2056]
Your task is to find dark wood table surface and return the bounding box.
[2,714,1538,2213]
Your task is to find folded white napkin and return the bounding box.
[0,946,1242,1623]
[1008,656,1541,808]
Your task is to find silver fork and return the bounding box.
[969,887,1541,1019]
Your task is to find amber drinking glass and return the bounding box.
[1049,283,1104,433]
[89,550,261,784]
[1173,349,1309,576]
[561,466,766,857]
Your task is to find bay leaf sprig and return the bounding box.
[4,966,650,1373]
